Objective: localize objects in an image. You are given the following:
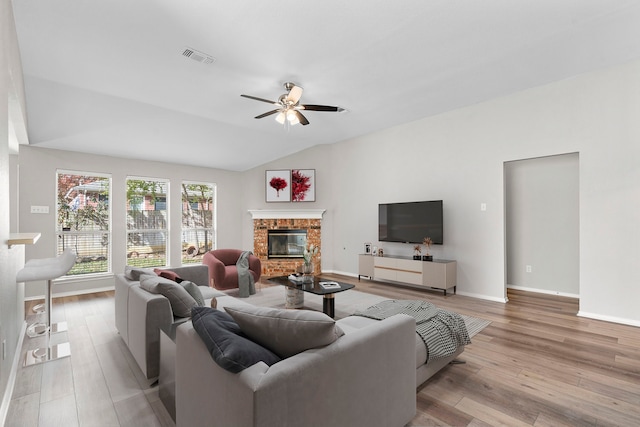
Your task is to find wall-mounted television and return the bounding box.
[379,200,443,244]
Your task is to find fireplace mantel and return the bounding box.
[248,209,326,220]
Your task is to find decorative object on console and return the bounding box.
[266,170,291,202]
[422,237,433,261]
[291,169,315,202]
[413,245,422,260]
[364,242,372,254]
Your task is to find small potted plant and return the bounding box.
[422,237,433,261]
[413,245,422,260]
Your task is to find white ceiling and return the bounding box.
[12,0,640,171]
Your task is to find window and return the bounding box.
[126,178,168,268]
[56,171,111,276]
[181,182,215,265]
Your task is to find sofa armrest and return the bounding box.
[176,322,269,427]
[176,314,416,427]
[167,265,209,287]
[127,285,174,379]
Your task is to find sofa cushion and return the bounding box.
[140,274,198,318]
[154,268,183,283]
[124,265,155,281]
[224,305,345,358]
[180,280,205,307]
[191,306,281,373]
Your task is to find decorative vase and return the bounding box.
[422,255,433,261]
[413,255,421,260]
[302,262,314,284]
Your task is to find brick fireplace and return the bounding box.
[249,209,325,278]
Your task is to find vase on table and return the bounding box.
[302,262,314,284]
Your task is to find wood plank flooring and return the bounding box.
[6,275,640,426]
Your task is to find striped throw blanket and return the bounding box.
[354,300,471,362]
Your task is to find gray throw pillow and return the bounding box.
[191,307,281,373]
[224,305,345,358]
[180,280,205,307]
[140,275,198,318]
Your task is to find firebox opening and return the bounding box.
[268,229,307,259]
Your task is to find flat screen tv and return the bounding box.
[379,200,443,244]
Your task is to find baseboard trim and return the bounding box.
[578,311,640,328]
[326,270,509,303]
[507,285,579,299]
[24,286,115,301]
[0,321,27,426]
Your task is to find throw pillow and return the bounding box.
[191,307,281,373]
[124,265,155,281]
[153,268,183,283]
[224,305,345,358]
[140,275,198,318]
[180,280,205,307]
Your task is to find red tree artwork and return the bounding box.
[269,176,288,197]
[291,169,312,201]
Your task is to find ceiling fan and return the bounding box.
[241,82,344,126]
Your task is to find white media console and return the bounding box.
[358,254,457,296]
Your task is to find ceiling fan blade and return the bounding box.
[254,109,280,119]
[286,85,304,104]
[294,110,310,125]
[241,94,278,105]
[300,104,345,112]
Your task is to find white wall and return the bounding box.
[15,60,640,326]
[1,0,28,416]
[243,59,640,326]
[505,153,580,296]
[17,146,245,298]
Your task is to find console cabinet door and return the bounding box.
[395,259,422,285]
[358,255,375,277]
[374,257,398,281]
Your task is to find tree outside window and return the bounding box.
[57,171,111,275]
[126,178,168,268]
[181,182,215,264]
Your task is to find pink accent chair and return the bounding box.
[202,249,262,290]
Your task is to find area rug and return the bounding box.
[227,285,491,338]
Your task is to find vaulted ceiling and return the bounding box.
[12,0,640,171]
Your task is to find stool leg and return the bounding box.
[24,278,71,366]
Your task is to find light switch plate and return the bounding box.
[30,205,49,214]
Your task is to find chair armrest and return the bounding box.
[202,251,226,288]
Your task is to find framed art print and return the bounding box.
[266,170,291,202]
[291,169,315,202]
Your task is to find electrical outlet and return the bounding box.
[30,205,49,214]
[526,265,532,273]
[480,203,487,211]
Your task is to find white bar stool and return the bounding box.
[16,248,76,366]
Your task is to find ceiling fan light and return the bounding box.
[275,111,286,124]
[286,109,299,124]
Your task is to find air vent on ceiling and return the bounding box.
[182,47,215,65]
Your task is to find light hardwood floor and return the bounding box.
[6,275,640,426]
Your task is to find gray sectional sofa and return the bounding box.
[115,264,466,426]
[114,264,230,381]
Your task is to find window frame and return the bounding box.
[125,176,170,269]
[181,181,216,265]
[56,169,112,277]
